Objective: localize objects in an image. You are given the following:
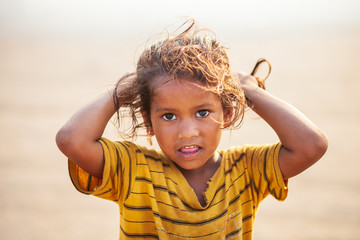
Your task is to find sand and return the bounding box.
[1,28,359,239]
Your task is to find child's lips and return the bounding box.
[178,145,201,157]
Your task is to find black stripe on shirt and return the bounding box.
[250,149,259,197]
[154,208,228,226]
[118,141,133,200]
[120,226,159,239]
[225,229,241,239]
[86,175,92,192]
[273,143,282,187]
[225,152,246,175]
[135,149,170,167]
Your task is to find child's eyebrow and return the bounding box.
[195,103,215,109]
[155,107,176,113]
[155,103,215,113]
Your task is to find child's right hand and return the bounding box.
[113,73,137,105]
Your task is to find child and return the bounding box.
[56,21,328,239]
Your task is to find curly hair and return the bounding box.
[113,20,250,140]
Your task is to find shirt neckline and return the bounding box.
[167,150,227,210]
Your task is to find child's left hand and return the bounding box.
[236,72,261,108]
[237,72,259,94]
[237,58,271,92]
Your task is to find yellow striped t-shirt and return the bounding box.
[68,137,288,239]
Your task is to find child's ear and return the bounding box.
[141,110,154,135]
[223,107,233,128]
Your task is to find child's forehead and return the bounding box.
[151,74,174,88]
[150,76,224,111]
[151,75,207,96]
[150,77,223,112]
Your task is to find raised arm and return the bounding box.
[55,91,116,178]
[238,72,328,180]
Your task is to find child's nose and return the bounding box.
[177,119,200,139]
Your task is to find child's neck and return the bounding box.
[178,152,222,206]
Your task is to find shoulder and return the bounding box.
[223,143,281,155]
[136,144,171,169]
[99,138,169,166]
[98,138,157,156]
[219,142,282,167]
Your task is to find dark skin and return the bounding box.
[176,154,222,206]
[56,73,328,205]
[237,72,328,180]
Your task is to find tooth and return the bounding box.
[183,145,196,149]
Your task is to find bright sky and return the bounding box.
[1,0,360,36]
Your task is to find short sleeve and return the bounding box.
[68,138,137,204]
[244,142,288,206]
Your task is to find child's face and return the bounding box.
[148,75,230,170]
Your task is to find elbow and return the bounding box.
[281,131,328,179]
[314,131,328,159]
[318,132,328,157]
[305,131,328,164]
[56,127,76,156]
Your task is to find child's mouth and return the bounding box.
[178,145,201,157]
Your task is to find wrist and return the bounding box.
[243,85,266,110]
[242,83,260,99]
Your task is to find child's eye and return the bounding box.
[196,110,210,118]
[162,113,176,121]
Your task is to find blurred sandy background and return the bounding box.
[1,0,360,239]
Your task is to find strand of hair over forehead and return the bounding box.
[145,20,233,95]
